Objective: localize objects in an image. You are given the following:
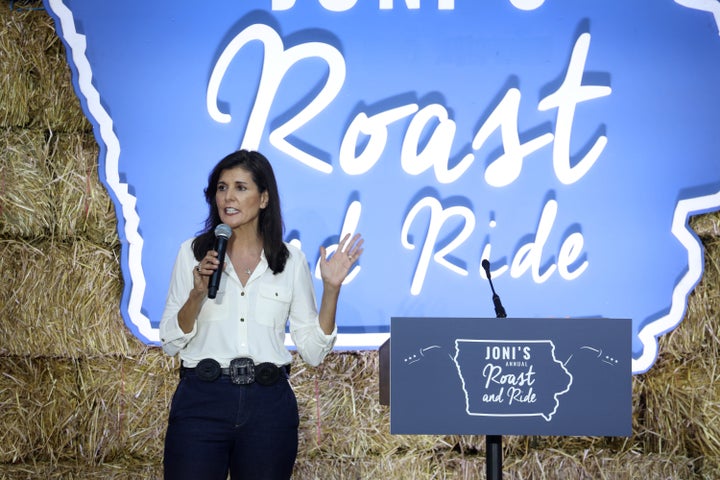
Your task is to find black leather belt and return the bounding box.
[180,358,290,386]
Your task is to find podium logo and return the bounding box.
[45,0,720,373]
[454,340,572,421]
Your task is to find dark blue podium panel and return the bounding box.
[390,317,631,437]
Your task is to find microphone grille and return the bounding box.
[214,223,232,239]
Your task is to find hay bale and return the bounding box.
[0,2,89,131]
[0,356,81,464]
[658,237,720,359]
[0,462,162,480]
[641,355,720,460]
[0,129,55,238]
[503,449,699,480]
[0,450,706,480]
[48,133,119,244]
[71,350,176,464]
[294,351,443,459]
[0,238,144,357]
[0,4,35,128]
[45,132,118,244]
[0,128,117,243]
[635,238,720,460]
[293,448,701,479]
[0,351,175,467]
[293,450,469,480]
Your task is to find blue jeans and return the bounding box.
[163,372,299,480]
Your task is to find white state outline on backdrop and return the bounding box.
[634,190,720,373]
[47,0,155,343]
[46,0,720,371]
[675,0,720,35]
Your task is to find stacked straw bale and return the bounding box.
[1,2,719,478]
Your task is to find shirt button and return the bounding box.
[240,318,245,322]
[241,291,245,296]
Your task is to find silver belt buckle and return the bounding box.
[229,357,255,385]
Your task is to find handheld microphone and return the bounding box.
[481,259,507,318]
[207,224,232,299]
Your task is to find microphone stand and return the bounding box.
[481,260,506,480]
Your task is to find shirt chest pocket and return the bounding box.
[255,284,292,329]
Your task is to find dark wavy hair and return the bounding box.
[191,150,289,274]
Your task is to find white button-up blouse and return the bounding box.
[159,239,337,368]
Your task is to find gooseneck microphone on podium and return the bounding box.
[481,258,506,480]
[208,223,232,299]
[482,259,507,319]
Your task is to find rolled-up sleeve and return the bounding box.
[159,240,198,357]
[287,246,337,366]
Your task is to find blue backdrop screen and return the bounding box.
[45,0,720,373]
